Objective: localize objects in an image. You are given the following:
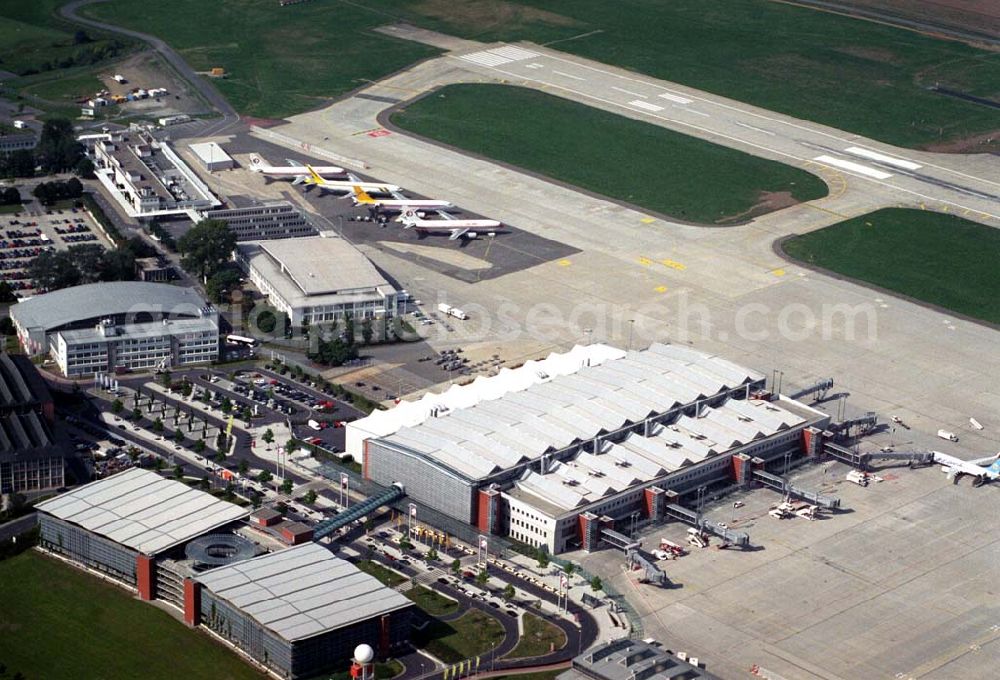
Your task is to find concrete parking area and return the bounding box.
[577,460,1000,679]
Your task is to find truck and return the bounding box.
[437,303,468,320]
[686,527,708,548]
[845,469,870,487]
[937,429,959,442]
[659,538,687,557]
[307,419,322,431]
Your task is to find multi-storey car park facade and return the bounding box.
[9,281,219,376]
[0,352,67,495]
[36,470,414,680]
[352,344,830,554]
[235,236,399,327]
[191,544,415,679]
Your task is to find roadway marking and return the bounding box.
[640,217,655,224]
[771,268,786,277]
[845,146,922,170]
[673,105,709,117]
[460,46,540,67]
[638,256,653,266]
[629,100,664,112]
[661,259,686,271]
[813,155,893,180]
[654,285,668,293]
[658,92,692,104]
[552,70,585,81]
[611,86,647,98]
[735,121,776,136]
[490,45,541,61]
[557,259,572,267]
[524,63,545,70]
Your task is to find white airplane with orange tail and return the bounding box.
[248,154,344,180]
[350,186,452,211]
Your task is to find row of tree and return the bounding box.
[0,187,20,206]
[32,178,83,206]
[27,237,155,292]
[0,118,93,179]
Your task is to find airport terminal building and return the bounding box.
[359,344,830,554]
[202,201,317,241]
[235,236,398,327]
[10,282,219,376]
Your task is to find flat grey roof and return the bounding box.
[188,141,233,164]
[58,316,218,343]
[239,236,393,300]
[10,282,210,332]
[566,639,721,680]
[36,468,249,555]
[196,543,413,642]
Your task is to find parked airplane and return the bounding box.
[399,209,501,240]
[351,186,452,211]
[302,166,400,194]
[933,451,1000,484]
[248,154,344,179]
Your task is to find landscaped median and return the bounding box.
[782,208,1000,325]
[390,84,827,224]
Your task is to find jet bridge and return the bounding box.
[824,442,935,471]
[599,526,641,552]
[664,503,750,547]
[789,378,834,403]
[831,412,878,436]
[625,548,668,586]
[751,469,840,510]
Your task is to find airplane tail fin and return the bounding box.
[305,165,324,185]
[400,209,418,228]
[249,154,265,171]
[352,186,375,204]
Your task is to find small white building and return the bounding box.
[188,141,234,171]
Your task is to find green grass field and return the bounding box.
[83,0,441,119]
[20,70,105,102]
[356,559,407,587]
[0,551,261,680]
[782,208,1000,324]
[415,609,506,664]
[85,0,997,148]
[505,613,567,659]
[406,584,460,616]
[391,84,827,224]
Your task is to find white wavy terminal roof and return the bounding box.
[36,468,248,555]
[512,397,806,514]
[370,344,765,480]
[195,543,413,642]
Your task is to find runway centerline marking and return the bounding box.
[735,122,775,136]
[552,70,584,81]
[611,86,647,98]
[674,105,709,118]
[658,92,692,105]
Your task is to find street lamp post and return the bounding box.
[627,319,634,351]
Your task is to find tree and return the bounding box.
[238,459,249,475]
[426,548,438,561]
[256,309,277,334]
[343,311,355,345]
[215,431,228,451]
[476,569,489,586]
[174,428,185,444]
[177,219,236,281]
[0,186,20,206]
[180,381,193,397]
[0,316,14,335]
[29,250,80,291]
[73,29,91,44]
[153,457,166,471]
[193,440,206,455]
[199,477,211,491]
[68,244,105,283]
[205,266,242,304]
[0,280,17,304]
[503,583,515,601]
[131,407,142,421]
[159,371,172,388]
[241,406,252,422]
[220,396,232,413]
[75,156,95,179]
[262,428,274,448]
[151,417,164,433]
[257,470,273,484]
[399,536,413,551]
[110,398,123,415]
[451,559,461,575]
[5,149,35,178]
[590,576,603,592]
[172,464,183,479]
[563,563,576,577]
[303,489,317,505]
[361,318,373,345]
[280,478,293,495]
[35,119,83,173]
[537,551,550,569]
[285,439,298,456]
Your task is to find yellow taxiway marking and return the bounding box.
[557,259,572,267]
[640,217,655,224]
[771,268,786,277]
[638,256,653,266]
[654,285,668,293]
[660,259,686,271]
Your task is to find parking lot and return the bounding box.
[0,205,112,297]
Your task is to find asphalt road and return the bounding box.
[0,513,38,543]
[60,0,239,136]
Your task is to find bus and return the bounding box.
[225,334,260,348]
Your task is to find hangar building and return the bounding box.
[189,543,415,679]
[361,343,830,554]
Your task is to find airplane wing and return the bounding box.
[448,227,469,241]
[436,210,454,220]
[389,189,407,201]
[286,159,303,167]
